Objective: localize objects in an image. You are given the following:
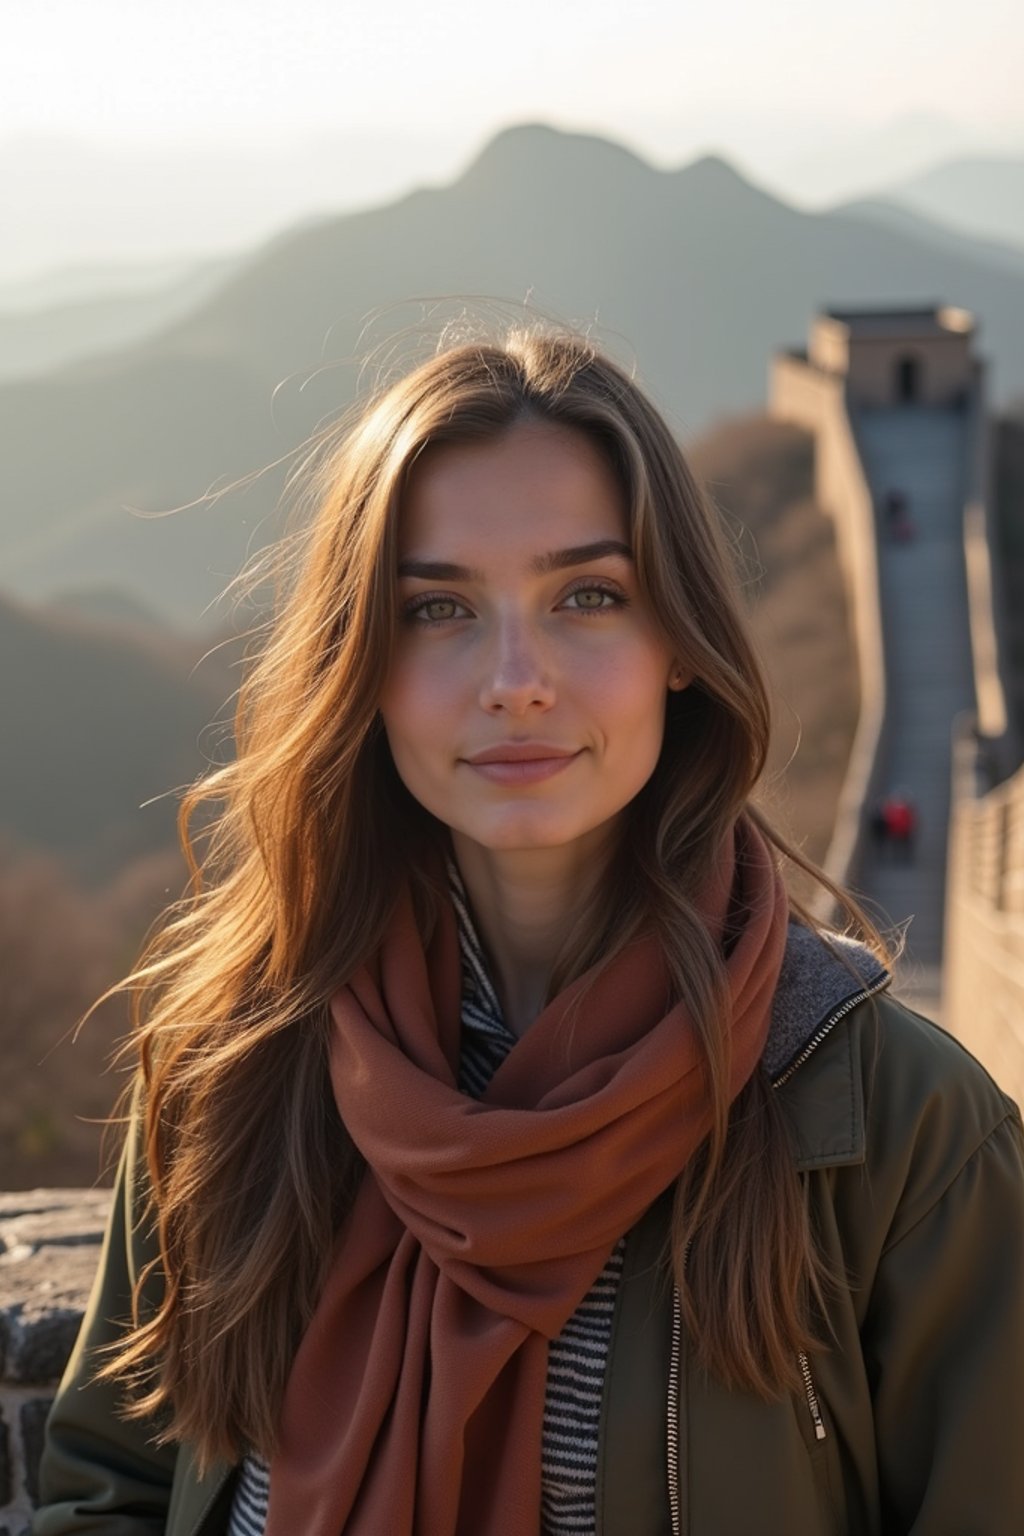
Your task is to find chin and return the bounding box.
[459,812,590,853]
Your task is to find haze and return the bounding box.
[4,0,1023,286]
[6,0,1023,140]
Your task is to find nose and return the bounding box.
[478,613,556,715]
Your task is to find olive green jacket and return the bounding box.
[33,945,1024,1535]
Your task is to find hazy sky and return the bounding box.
[6,0,1022,147]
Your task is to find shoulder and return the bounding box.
[851,994,1021,1231]
[863,992,1018,1125]
[847,991,1019,1158]
[779,987,1023,1253]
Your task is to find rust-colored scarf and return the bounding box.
[268,816,788,1536]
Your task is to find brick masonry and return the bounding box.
[0,1189,111,1534]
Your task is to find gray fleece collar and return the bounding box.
[763,921,891,1080]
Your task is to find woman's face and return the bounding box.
[380,419,688,857]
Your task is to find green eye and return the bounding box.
[421,598,459,621]
[403,594,468,624]
[564,583,623,612]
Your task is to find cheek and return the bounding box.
[592,654,671,782]
[379,652,458,769]
[589,643,670,729]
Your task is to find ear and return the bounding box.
[667,664,692,692]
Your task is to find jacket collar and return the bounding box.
[764,921,890,1078]
[764,921,891,1169]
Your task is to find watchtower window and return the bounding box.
[895,355,920,402]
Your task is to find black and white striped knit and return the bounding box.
[227,870,626,1536]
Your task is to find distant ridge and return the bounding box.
[3,120,1024,627]
[0,590,234,880]
[0,254,236,381]
[884,156,1024,252]
[833,197,1024,280]
[673,151,765,192]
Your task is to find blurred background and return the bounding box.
[3,0,1023,1187]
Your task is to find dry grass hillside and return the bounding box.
[1,413,857,1188]
[689,415,858,876]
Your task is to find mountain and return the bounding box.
[883,158,1024,254]
[0,591,236,882]
[775,112,997,207]
[831,197,1024,282]
[4,122,1024,628]
[0,254,236,379]
[0,128,467,284]
[0,255,221,311]
[45,584,175,628]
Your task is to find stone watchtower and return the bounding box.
[771,304,986,529]
[806,305,979,409]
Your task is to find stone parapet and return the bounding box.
[945,730,1024,1109]
[0,1189,110,1535]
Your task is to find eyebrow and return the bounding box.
[397,539,634,582]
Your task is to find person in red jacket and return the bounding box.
[883,792,918,862]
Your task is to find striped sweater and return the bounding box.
[227,874,625,1535]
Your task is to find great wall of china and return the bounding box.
[772,304,1024,1100]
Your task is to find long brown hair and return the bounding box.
[95,325,887,1469]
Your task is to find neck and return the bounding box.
[451,824,618,1037]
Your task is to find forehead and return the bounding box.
[398,420,627,554]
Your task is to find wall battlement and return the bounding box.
[0,1188,110,1534]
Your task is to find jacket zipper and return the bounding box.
[665,973,889,1533]
[667,1240,688,1536]
[798,1350,827,1441]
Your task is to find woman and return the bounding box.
[35,328,1024,1535]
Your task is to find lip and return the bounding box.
[461,743,583,786]
[464,742,579,765]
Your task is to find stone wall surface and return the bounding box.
[0,1189,110,1534]
[769,355,887,905]
[945,737,1024,1109]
